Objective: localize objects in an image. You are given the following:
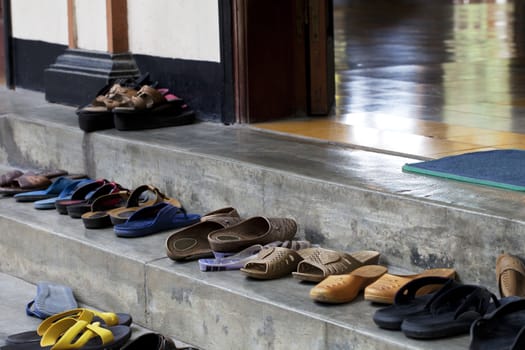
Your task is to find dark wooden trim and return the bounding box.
[232,0,249,123]
[106,0,128,53]
[218,0,235,124]
[2,0,13,88]
[67,0,77,48]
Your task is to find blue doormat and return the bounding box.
[402,149,525,191]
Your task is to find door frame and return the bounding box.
[2,0,14,88]
[231,0,334,123]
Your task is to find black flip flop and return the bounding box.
[373,276,460,330]
[470,298,525,350]
[401,284,500,339]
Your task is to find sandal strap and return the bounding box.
[41,318,114,349]
[428,284,497,318]
[37,308,121,336]
[126,185,163,208]
[130,85,166,110]
[394,276,458,305]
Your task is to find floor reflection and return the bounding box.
[254,0,525,159]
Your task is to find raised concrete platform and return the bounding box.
[0,87,522,349]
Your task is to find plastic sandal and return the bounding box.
[470,298,525,350]
[372,276,460,330]
[34,179,93,210]
[113,85,195,131]
[198,244,263,271]
[81,191,131,229]
[240,247,314,280]
[109,185,182,225]
[14,177,78,202]
[166,215,241,262]
[55,179,109,214]
[400,284,500,339]
[207,216,298,253]
[497,253,525,298]
[364,267,457,304]
[6,308,132,345]
[310,265,387,304]
[114,202,200,238]
[292,248,380,282]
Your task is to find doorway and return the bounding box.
[232,0,335,123]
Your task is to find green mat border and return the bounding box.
[402,164,525,191]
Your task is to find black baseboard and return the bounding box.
[45,49,140,106]
[12,38,66,92]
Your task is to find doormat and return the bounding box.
[402,149,525,191]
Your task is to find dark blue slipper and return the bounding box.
[114,202,200,238]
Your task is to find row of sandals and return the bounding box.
[3,169,525,348]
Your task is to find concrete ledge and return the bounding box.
[1,88,524,294]
[0,196,469,349]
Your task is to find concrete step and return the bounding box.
[0,272,197,349]
[0,87,522,348]
[0,196,469,349]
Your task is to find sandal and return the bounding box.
[109,185,182,225]
[372,276,460,330]
[81,191,131,229]
[76,74,152,132]
[66,182,125,219]
[113,85,196,131]
[292,248,380,282]
[207,216,298,253]
[114,202,200,238]
[6,308,132,345]
[14,176,84,202]
[55,179,109,214]
[497,253,525,298]
[240,247,313,280]
[166,212,241,261]
[310,265,387,303]
[363,267,457,304]
[400,284,500,339]
[470,298,525,350]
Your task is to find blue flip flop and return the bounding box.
[14,177,80,202]
[114,202,200,238]
[33,178,93,210]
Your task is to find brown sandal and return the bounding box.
[109,185,182,225]
[240,247,312,280]
[292,248,381,282]
[497,253,525,297]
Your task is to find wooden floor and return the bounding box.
[253,0,525,159]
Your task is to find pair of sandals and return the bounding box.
[4,308,132,350]
[0,169,70,196]
[373,276,521,343]
[77,74,195,132]
[165,212,298,262]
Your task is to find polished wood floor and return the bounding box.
[254,0,525,159]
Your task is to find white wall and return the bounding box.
[75,0,107,51]
[11,0,69,45]
[10,0,222,62]
[127,0,221,62]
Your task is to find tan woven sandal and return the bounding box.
[310,265,388,303]
[497,253,525,297]
[363,267,456,304]
[240,247,312,280]
[292,248,380,282]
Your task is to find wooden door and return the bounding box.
[233,0,334,123]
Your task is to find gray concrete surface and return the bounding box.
[0,195,470,349]
[0,87,518,348]
[0,273,197,349]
